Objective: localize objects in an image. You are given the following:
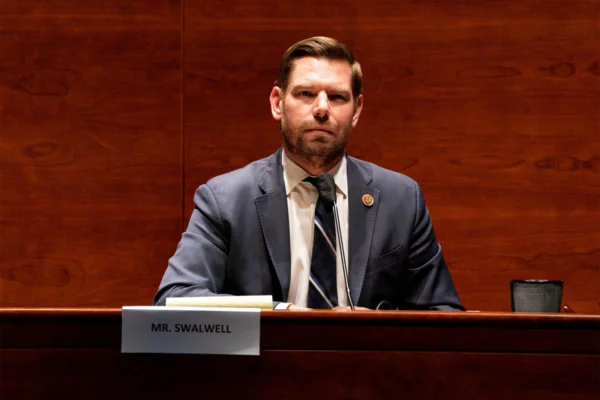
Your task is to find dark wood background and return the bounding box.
[2,0,598,311]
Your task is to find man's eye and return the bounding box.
[299,91,313,97]
[329,94,346,101]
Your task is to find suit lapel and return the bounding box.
[347,157,379,305]
[255,148,291,301]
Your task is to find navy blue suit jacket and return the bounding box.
[154,148,463,310]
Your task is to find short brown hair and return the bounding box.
[275,36,363,100]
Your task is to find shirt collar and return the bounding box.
[282,149,348,198]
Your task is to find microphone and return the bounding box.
[312,173,355,310]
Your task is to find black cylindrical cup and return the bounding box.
[510,280,564,312]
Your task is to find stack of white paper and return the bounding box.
[165,295,273,310]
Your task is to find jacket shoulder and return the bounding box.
[349,156,419,191]
[199,152,275,197]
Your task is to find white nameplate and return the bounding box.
[121,306,260,355]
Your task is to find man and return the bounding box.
[154,37,463,311]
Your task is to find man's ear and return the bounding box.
[352,94,363,128]
[270,87,283,121]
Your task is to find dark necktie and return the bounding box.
[304,176,338,309]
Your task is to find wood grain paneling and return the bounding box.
[0,1,182,306]
[1,0,598,309]
[3,308,599,352]
[184,0,600,312]
[3,349,599,399]
[2,309,599,399]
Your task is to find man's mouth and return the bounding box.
[306,128,333,134]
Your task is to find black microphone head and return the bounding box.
[310,173,336,209]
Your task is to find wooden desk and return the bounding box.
[1,308,599,399]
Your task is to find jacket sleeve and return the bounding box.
[153,184,230,305]
[400,182,464,311]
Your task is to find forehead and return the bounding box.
[288,57,353,89]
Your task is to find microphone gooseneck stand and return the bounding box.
[332,201,355,310]
[314,173,355,310]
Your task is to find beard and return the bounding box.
[281,116,351,167]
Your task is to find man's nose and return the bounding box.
[313,92,330,119]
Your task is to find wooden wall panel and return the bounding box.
[0,1,182,306]
[1,0,597,310]
[184,1,600,311]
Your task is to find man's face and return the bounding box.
[270,57,363,162]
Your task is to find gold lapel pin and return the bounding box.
[362,194,374,207]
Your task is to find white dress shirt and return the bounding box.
[276,149,349,309]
